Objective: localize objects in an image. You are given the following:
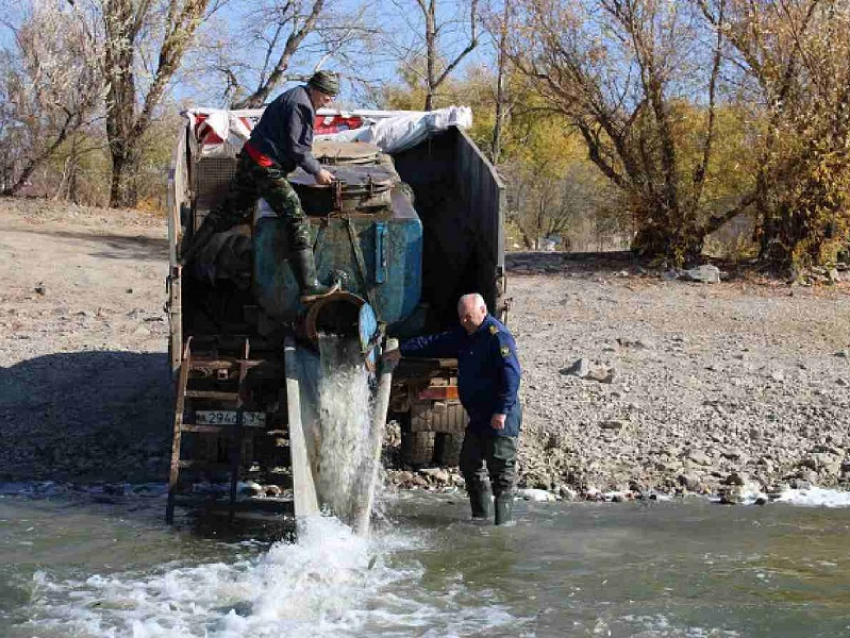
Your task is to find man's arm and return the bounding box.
[284,101,322,176]
[399,328,463,359]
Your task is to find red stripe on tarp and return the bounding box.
[314,115,364,135]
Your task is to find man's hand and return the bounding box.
[315,168,334,186]
[491,413,506,430]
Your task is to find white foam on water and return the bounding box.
[21,516,518,637]
[315,336,378,524]
[774,487,850,508]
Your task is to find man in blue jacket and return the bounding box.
[393,292,522,525]
[183,71,339,302]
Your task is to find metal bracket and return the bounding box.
[374,221,387,284]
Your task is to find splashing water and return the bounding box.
[315,336,376,524]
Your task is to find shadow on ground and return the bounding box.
[0,351,173,484]
[14,229,168,262]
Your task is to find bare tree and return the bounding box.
[505,159,617,249]
[0,1,103,196]
[486,0,511,163]
[384,0,480,110]
[89,0,217,207]
[508,0,749,263]
[189,0,378,109]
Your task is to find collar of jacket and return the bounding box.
[470,314,496,337]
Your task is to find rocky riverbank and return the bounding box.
[1,199,849,503]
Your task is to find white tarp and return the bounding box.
[185,106,472,158]
[315,106,472,153]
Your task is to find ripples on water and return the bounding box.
[3,490,850,637]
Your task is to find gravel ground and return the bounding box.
[2,198,849,501]
[509,253,850,501]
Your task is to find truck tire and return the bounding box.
[401,430,435,467]
[434,432,464,467]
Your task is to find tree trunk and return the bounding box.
[109,145,140,208]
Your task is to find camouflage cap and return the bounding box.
[308,70,340,96]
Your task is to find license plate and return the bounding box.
[195,411,266,427]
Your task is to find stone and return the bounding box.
[34,283,47,295]
[682,264,721,284]
[662,269,680,281]
[678,473,701,491]
[587,367,616,383]
[517,488,555,502]
[686,450,712,466]
[770,371,785,382]
[719,486,744,504]
[617,337,655,350]
[835,350,849,359]
[721,448,747,462]
[545,433,563,450]
[724,472,747,486]
[557,484,578,500]
[562,358,590,378]
[599,419,627,431]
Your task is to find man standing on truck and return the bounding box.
[182,70,341,303]
[387,293,522,526]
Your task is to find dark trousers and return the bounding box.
[202,150,311,252]
[459,429,517,499]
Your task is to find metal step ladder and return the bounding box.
[165,336,289,523]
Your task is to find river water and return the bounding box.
[2,485,850,638]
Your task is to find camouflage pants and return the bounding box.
[203,150,311,252]
[459,430,517,499]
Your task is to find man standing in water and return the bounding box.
[387,293,522,525]
[182,70,340,302]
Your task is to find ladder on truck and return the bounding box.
[165,336,293,523]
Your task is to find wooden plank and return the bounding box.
[284,337,320,517]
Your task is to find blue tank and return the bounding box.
[253,185,423,333]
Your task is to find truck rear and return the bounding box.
[165,108,505,520]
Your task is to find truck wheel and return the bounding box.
[401,430,435,467]
[434,432,464,467]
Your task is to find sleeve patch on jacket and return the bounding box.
[489,325,499,335]
[500,345,511,357]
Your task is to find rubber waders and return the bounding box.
[290,248,340,303]
[469,488,491,520]
[494,494,514,526]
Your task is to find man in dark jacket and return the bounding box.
[183,70,340,302]
[391,292,522,525]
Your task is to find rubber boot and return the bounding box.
[290,248,340,303]
[494,494,514,526]
[468,488,491,520]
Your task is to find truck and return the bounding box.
[165,107,506,525]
